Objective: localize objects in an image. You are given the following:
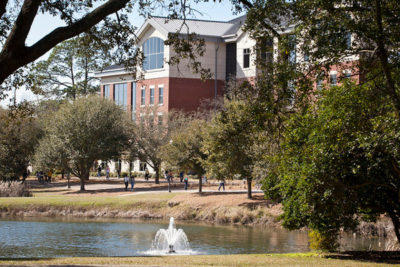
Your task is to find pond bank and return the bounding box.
[0,252,398,266]
[0,192,395,242]
[0,193,282,227]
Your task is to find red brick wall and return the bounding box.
[99,77,225,119]
[169,78,225,112]
[134,77,170,120]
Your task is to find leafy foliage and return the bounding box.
[161,115,208,192]
[271,81,400,246]
[127,108,185,184]
[29,35,111,100]
[0,103,41,181]
[33,96,130,190]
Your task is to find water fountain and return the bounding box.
[148,217,191,254]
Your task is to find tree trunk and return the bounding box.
[374,0,400,119]
[80,177,85,191]
[155,166,160,184]
[247,178,252,199]
[389,212,400,243]
[198,174,202,193]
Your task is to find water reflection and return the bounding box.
[0,218,386,258]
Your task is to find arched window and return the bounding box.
[142,37,164,70]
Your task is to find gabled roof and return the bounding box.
[137,16,247,41]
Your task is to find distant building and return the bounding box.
[95,15,357,174]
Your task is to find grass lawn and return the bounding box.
[0,253,396,266]
[0,193,177,210]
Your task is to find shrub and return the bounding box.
[0,181,32,197]
[308,230,339,252]
[121,172,129,177]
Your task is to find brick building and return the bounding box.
[95,15,355,174]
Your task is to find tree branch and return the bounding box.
[2,0,42,51]
[0,0,129,84]
[237,0,281,39]
[0,0,8,18]
[27,0,129,64]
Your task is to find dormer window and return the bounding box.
[142,37,164,70]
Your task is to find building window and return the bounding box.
[104,85,110,99]
[259,39,273,64]
[158,86,164,105]
[243,48,250,68]
[114,83,127,108]
[141,87,145,106]
[344,71,352,79]
[330,73,337,86]
[345,32,352,49]
[142,37,164,71]
[288,35,296,64]
[150,87,155,105]
[317,79,323,90]
[158,114,163,126]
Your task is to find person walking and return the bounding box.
[97,165,102,177]
[218,179,225,191]
[167,172,172,193]
[130,175,135,192]
[184,176,189,190]
[106,166,110,180]
[124,175,129,191]
[179,171,184,183]
[47,170,52,183]
[22,169,29,184]
[145,169,149,181]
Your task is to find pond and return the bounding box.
[0,218,386,258]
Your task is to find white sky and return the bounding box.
[1,0,240,107]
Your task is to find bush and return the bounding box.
[121,172,129,177]
[131,171,139,178]
[0,181,32,197]
[308,230,339,252]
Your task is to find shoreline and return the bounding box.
[1,252,399,266]
[0,193,282,227]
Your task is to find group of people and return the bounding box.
[97,165,110,180]
[166,171,189,190]
[123,174,135,191]
[35,170,53,184]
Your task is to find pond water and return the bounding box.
[0,218,386,258]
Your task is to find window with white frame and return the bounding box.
[104,84,110,99]
[142,37,164,70]
[158,86,164,105]
[141,87,145,106]
[114,83,127,108]
[243,48,250,68]
[330,73,337,86]
[150,87,155,105]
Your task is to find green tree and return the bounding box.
[203,99,258,199]
[33,96,130,190]
[271,80,400,248]
[127,109,184,184]
[30,35,110,100]
[0,103,41,181]
[241,0,400,117]
[161,116,208,193]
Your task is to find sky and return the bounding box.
[1,0,241,107]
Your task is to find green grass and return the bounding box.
[0,193,177,210]
[0,253,395,266]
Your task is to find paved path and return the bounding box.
[118,189,263,196]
